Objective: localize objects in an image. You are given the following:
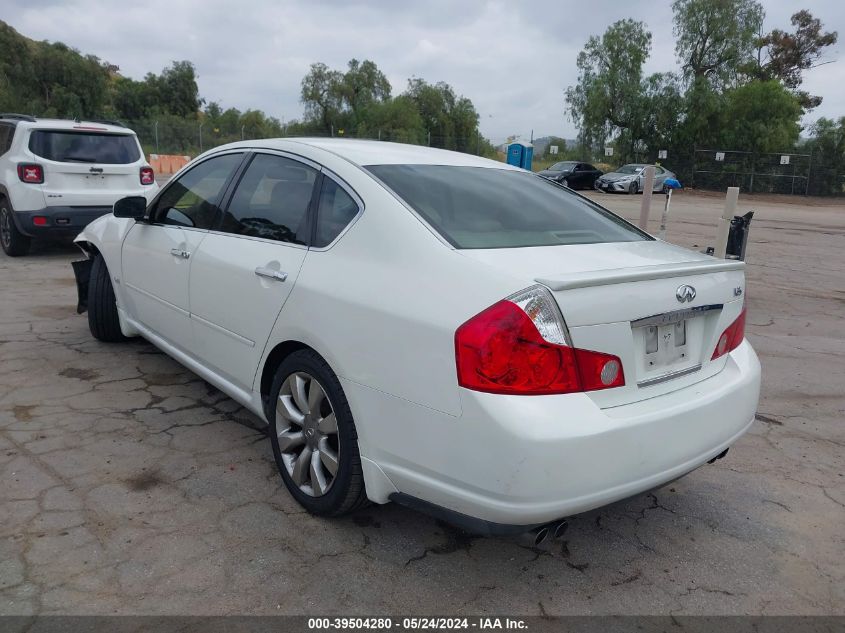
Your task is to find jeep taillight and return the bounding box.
[712,305,746,360]
[18,164,44,184]
[455,285,624,395]
[140,166,155,185]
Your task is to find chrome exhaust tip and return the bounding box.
[552,520,569,539]
[533,526,550,547]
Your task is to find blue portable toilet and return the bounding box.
[507,141,534,170]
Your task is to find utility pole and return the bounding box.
[198,122,204,152]
[241,125,245,140]
[153,120,159,154]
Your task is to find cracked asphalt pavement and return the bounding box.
[1,191,843,616]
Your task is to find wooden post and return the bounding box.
[638,165,656,230]
[715,187,739,259]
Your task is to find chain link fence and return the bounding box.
[129,119,844,196]
[129,119,490,159]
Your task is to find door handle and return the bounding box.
[170,248,190,259]
[254,267,288,282]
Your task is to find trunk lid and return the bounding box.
[460,241,746,407]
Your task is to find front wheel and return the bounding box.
[0,201,31,257]
[628,181,639,195]
[269,349,368,516]
[87,255,128,342]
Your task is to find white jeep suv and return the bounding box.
[0,114,158,256]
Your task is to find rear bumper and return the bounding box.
[350,340,761,527]
[12,206,112,237]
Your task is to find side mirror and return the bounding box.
[113,196,147,220]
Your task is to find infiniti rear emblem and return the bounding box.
[676,285,696,303]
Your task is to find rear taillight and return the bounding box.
[712,305,746,360]
[140,166,155,185]
[18,164,44,184]
[455,285,625,395]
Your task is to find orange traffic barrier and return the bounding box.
[147,154,192,175]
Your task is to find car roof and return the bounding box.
[0,117,132,134]
[210,138,522,170]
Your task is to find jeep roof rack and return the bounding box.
[0,113,37,123]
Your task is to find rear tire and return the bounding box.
[87,255,127,342]
[0,200,31,257]
[268,349,368,517]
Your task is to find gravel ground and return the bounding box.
[0,189,843,616]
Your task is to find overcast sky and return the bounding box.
[5,0,843,143]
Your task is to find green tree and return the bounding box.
[672,0,764,86]
[565,19,652,162]
[338,59,391,123]
[718,80,801,153]
[355,95,425,144]
[804,117,845,195]
[403,79,480,151]
[156,61,202,116]
[751,10,838,108]
[300,62,345,134]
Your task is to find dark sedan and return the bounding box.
[537,161,603,190]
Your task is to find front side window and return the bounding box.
[617,164,644,174]
[313,177,360,247]
[28,130,141,164]
[152,153,243,229]
[366,165,650,249]
[218,154,317,245]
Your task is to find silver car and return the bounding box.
[595,163,675,194]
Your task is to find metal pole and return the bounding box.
[154,120,159,154]
[198,122,204,152]
[805,150,813,196]
[241,125,245,140]
[658,189,672,239]
[715,187,739,259]
[378,129,381,141]
[638,165,656,231]
[331,124,334,138]
[427,131,431,146]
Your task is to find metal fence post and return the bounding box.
[805,150,813,196]
[749,155,755,193]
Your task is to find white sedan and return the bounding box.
[72,139,760,539]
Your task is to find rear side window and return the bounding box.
[314,177,360,247]
[366,165,650,249]
[0,124,12,155]
[28,130,141,164]
[153,153,243,229]
[219,153,317,245]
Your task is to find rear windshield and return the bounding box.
[28,130,140,164]
[366,165,650,249]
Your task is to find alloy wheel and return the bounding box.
[275,371,340,497]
